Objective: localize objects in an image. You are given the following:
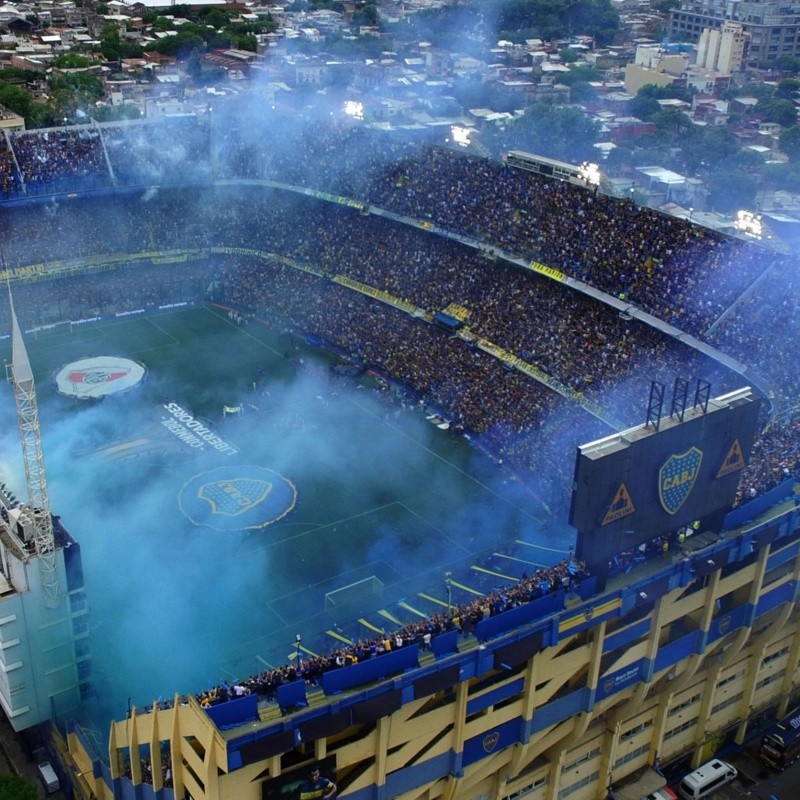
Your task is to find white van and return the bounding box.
[37,761,60,794]
[677,759,737,799]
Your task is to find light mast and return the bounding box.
[8,290,59,606]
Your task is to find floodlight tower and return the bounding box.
[8,291,59,606]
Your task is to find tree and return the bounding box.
[651,108,692,136]
[763,161,800,192]
[776,78,800,99]
[199,7,231,29]
[779,125,800,161]
[707,170,757,212]
[774,54,800,73]
[100,26,144,60]
[0,84,32,119]
[0,774,37,800]
[559,47,579,63]
[559,65,601,87]
[486,102,600,162]
[629,83,691,122]
[757,96,798,127]
[149,31,205,59]
[680,127,739,172]
[53,53,97,69]
[92,102,143,122]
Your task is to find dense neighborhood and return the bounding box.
[1,0,800,244]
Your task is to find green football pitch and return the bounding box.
[0,304,570,725]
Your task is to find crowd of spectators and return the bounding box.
[0,185,792,505]
[2,117,790,406]
[11,128,110,192]
[190,552,588,711]
[0,124,797,735]
[0,137,21,197]
[103,116,211,187]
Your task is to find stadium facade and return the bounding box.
[0,117,797,800]
[63,479,800,800]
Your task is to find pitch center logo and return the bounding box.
[179,465,297,531]
[56,356,145,399]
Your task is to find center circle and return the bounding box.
[179,465,297,531]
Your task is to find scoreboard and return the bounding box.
[570,388,761,573]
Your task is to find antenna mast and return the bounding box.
[8,288,59,606]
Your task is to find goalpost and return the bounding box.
[324,575,384,613]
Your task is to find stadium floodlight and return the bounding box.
[344,100,364,120]
[444,571,453,612]
[294,633,302,662]
[577,161,601,188]
[450,126,471,147]
[733,209,762,239]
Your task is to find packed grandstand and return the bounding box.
[1,112,797,744]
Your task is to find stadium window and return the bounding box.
[669,693,701,716]
[717,670,743,689]
[664,717,698,739]
[562,747,600,772]
[712,692,743,714]
[756,671,785,691]
[558,772,599,799]
[762,646,790,666]
[620,720,652,741]
[505,776,548,800]
[614,743,650,768]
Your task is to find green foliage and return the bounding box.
[729,82,774,100]
[486,102,600,162]
[0,67,40,83]
[100,26,144,60]
[323,34,385,59]
[53,53,97,69]
[0,83,32,119]
[0,774,38,800]
[385,5,485,56]
[757,96,798,127]
[50,72,104,99]
[776,78,800,99]
[230,33,257,52]
[651,109,692,136]
[774,54,800,73]
[199,7,232,29]
[680,127,739,172]
[559,65,601,86]
[496,0,620,45]
[779,125,800,161]
[148,31,205,59]
[352,0,380,27]
[559,47,579,63]
[568,81,597,102]
[92,103,143,122]
[763,161,800,192]
[629,83,692,121]
[707,169,757,212]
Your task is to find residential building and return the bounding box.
[671,0,800,66]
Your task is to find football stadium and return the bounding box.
[0,112,798,800]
